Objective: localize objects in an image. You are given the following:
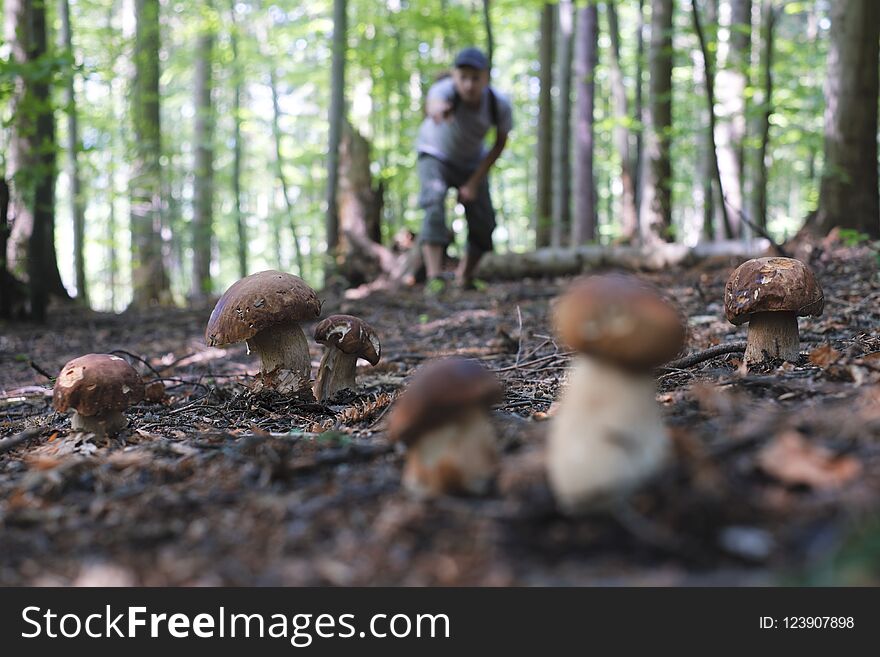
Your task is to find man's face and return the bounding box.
[452,66,489,106]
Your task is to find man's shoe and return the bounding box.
[424,276,448,297]
[457,277,488,292]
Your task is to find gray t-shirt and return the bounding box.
[416,76,513,171]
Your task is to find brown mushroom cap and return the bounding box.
[314,314,381,366]
[553,273,686,370]
[724,257,824,326]
[205,270,321,346]
[53,354,145,417]
[387,358,503,446]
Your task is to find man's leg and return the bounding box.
[416,155,452,283]
[459,174,496,288]
[422,243,445,280]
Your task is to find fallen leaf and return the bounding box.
[757,431,862,490]
[809,344,841,367]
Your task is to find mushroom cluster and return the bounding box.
[387,358,503,497]
[53,354,145,437]
[205,270,321,395]
[724,256,824,364]
[547,273,686,514]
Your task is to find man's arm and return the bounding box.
[457,131,509,204]
[426,97,454,124]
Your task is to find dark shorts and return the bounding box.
[417,153,496,253]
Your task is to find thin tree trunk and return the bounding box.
[633,0,645,219]
[59,0,88,306]
[816,0,880,237]
[700,0,718,241]
[482,0,494,67]
[572,3,598,245]
[691,0,732,240]
[230,1,246,279]
[551,0,574,248]
[640,0,674,243]
[714,0,751,238]
[606,0,638,242]
[191,0,215,300]
[269,67,305,277]
[535,3,554,248]
[749,0,774,231]
[326,0,347,277]
[130,0,170,307]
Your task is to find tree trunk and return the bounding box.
[816,0,880,238]
[130,0,170,308]
[475,239,771,280]
[337,120,385,286]
[326,0,347,277]
[749,0,774,231]
[714,0,751,238]
[699,0,718,241]
[230,1,246,279]
[482,0,494,67]
[191,1,215,300]
[269,67,305,278]
[551,0,575,248]
[535,3,554,248]
[59,0,88,306]
[605,1,638,243]
[633,0,645,218]
[4,0,68,321]
[691,0,732,241]
[640,0,673,243]
[572,4,598,245]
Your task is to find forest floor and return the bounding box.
[1,235,879,586]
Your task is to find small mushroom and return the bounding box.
[205,270,321,394]
[313,314,381,402]
[52,354,145,437]
[724,257,824,364]
[548,273,685,514]
[386,358,503,497]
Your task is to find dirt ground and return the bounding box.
[1,237,879,586]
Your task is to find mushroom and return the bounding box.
[724,257,824,364]
[205,270,321,394]
[313,314,381,402]
[52,354,145,437]
[547,273,685,514]
[386,358,503,497]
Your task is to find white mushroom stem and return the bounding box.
[70,410,128,437]
[547,356,670,515]
[743,311,800,363]
[402,409,499,498]
[246,322,311,388]
[314,347,358,402]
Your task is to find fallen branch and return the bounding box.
[476,239,770,280]
[658,342,747,370]
[0,427,44,454]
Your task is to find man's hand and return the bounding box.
[427,98,453,124]
[457,181,479,205]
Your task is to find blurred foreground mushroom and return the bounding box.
[53,354,145,437]
[387,358,503,497]
[725,257,824,364]
[548,273,685,514]
[313,314,381,401]
[205,270,321,395]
